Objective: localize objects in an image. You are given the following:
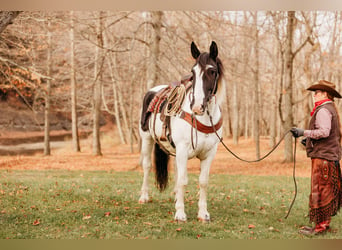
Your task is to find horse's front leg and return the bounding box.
[174,144,188,222]
[198,147,217,222]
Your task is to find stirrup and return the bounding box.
[160,124,167,141]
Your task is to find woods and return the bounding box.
[1,11,342,161]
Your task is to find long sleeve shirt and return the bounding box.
[304,108,332,140]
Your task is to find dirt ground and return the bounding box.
[0,128,311,178]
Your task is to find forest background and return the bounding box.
[1,11,342,162]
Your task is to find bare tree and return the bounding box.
[253,12,261,159]
[44,16,52,156]
[146,11,163,89]
[92,11,105,156]
[70,11,81,152]
[231,14,239,145]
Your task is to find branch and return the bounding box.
[0,11,21,34]
[0,55,53,80]
[293,35,313,58]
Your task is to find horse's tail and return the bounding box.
[154,143,169,191]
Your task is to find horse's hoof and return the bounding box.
[138,197,149,204]
[198,213,210,223]
[174,212,187,222]
[198,217,210,223]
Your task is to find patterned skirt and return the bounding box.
[309,158,342,223]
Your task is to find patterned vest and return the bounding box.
[306,102,341,161]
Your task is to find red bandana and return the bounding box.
[311,99,331,116]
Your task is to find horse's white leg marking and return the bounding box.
[138,131,154,204]
[174,143,188,222]
[173,159,178,194]
[197,146,217,222]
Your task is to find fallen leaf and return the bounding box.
[82,215,91,220]
[248,224,255,229]
[176,228,182,232]
[104,212,111,217]
[33,219,40,226]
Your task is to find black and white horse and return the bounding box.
[139,41,224,222]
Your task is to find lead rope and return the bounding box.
[207,110,298,218]
[285,137,297,219]
[191,113,198,150]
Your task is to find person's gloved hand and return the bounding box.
[290,127,304,138]
[301,137,307,146]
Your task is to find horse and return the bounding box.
[138,41,225,222]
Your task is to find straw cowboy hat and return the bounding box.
[307,80,342,98]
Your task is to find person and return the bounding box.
[291,80,342,235]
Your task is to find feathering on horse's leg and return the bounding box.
[138,130,154,204]
[174,143,188,222]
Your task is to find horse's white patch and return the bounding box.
[192,64,205,111]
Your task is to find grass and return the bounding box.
[1,169,342,239]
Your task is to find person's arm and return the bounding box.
[304,108,332,139]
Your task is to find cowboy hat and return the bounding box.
[307,80,342,98]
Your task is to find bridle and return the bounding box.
[190,62,220,112]
[188,63,221,150]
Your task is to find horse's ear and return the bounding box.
[209,41,218,60]
[191,42,201,59]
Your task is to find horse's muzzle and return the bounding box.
[192,105,204,115]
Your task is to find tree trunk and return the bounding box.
[146,11,162,89]
[283,11,295,162]
[106,55,126,144]
[44,17,52,156]
[70,11,81,152]
[253,12,260,159]
[232,14,239,144]
[93,11,104,156]
[232,78,239,144]
[0,11,21,34]
[269,41,279,148]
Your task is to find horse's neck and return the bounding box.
[205,100,221,123]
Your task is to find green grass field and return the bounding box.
[1,170,341,239]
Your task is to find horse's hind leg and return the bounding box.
[138,131,154,204]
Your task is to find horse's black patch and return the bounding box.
[140,90,156,131]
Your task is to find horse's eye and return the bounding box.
[209,69,216,77]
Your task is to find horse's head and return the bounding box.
[190,41,223,115]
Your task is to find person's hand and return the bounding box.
[290,127,304,138]
[301,137,307,146]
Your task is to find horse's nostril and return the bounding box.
[192,105,204,115]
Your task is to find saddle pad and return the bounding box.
[147,87,171,113]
